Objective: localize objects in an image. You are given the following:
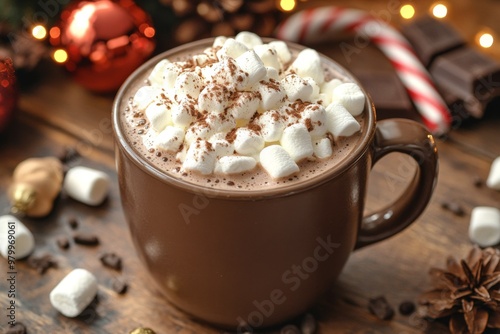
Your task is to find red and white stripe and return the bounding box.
[276,6,452,135]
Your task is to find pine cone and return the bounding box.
[163,0,282,45]
[419,247,500,334]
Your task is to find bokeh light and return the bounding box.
[32,25,47,40]
[431,3,448,18]
[279,0,296,12]
[400,4,415,19]
[478,32,494,48]
[53,49,68,63]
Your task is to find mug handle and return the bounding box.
[355,118,439,249]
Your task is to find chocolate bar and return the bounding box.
[402,15,465,67]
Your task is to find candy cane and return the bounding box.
[276,6,452,135]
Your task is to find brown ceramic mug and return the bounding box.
[112,38,438,331]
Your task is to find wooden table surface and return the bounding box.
[1,1,500,333]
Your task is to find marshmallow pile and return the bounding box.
[133,32,365,179]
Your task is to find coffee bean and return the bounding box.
[112,277,128,294]
[28,254,57,274]
[368,296,395,320]
[399,301,416,316]
[473,176,483,188]
[6,322,27,334]
[58,146,80,164]
[300,313,317,334]
[67,216,79,229]
[56,236,70,249]
[441,200,465,217]
[73,232,99,246]
[280,324,301,334]
[100,252,122,270]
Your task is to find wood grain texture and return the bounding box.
[1,1,500,333]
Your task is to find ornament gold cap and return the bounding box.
[10,183,36,214]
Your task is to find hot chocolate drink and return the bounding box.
[118,32,366,190]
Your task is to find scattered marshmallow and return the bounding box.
[258,110,285,142]
[236,50,267,88]
[148,59,170,88]
[174,72,203,102]
[280,123,314,162]
[235,31,263,49]
[300,104,328,138]
[145,102,171,132]
[325,102,361,138]
[215,155,257,174]
[260,145,299,179]
[182,140,217,175]
[313,137,333,159]
[469,207,500,247]
[50,268,98,318]
[281,74,313,102]
[253,44,281,71]
[198,83,231,114]
[217,38,248,60]
[290,49,325,85]
[259,79,286,110]
[155,126,185,152]
[63,166,110,206]
[171,97,197,129]
[213,36,227,48]
[486,156,500,190]
[332,83,366,116]
[268,41,292,64]
[0,215,35,259]
[228,91,260,121]
[133,86,161,111]
[234,128,265,156]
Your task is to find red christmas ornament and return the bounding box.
[50,0,156,92]
[0,58,17,133]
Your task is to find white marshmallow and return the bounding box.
[171,97,197,129]
[235,31,263,49]
[213,36,228,48]
[266,67,280,81]
[206,112,236,134]
[332,83,366,116]
[162,62,184,90]
[198,83,231,114]
[469,207,500,247]
[486,156,500,190]
[260,145,299,179]
[290,48,325,85]
[148,59,170,88]
[236,50,267,88]
[228,91,260,121]
[313,137,333,159]
[217,38,248,60]
[281,74,313,102]
[50,268,98,318]
[192,53,211,66]
[155,126,185,152]
[280,123,314,162]
[253,44,282,71]
[205,57,247,90]
[175,144,189,163]
[210,138,234,158]
[315,93,330,106]
[258,110,285,142]
[63,166,110,206]
[215,155,257,174]
[173,72,203,102]
[0,215,35,259]
[133,86,161,111]
[325,102,361,138]
[182,140,217,175]
[304,77,320,100]
[234,128,265,156]
[184,120,216,146]
[300,104,328,138]
[268,41,292,64]
[259,79,286,110]
[145,102,171,132]
[321,78,342,96]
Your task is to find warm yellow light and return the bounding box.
[478,33,494,48]
[279,0,296,12]
[432,3,448,18]
[32,25,47,40]
[53,49,68,63]
[400,4,415,19]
